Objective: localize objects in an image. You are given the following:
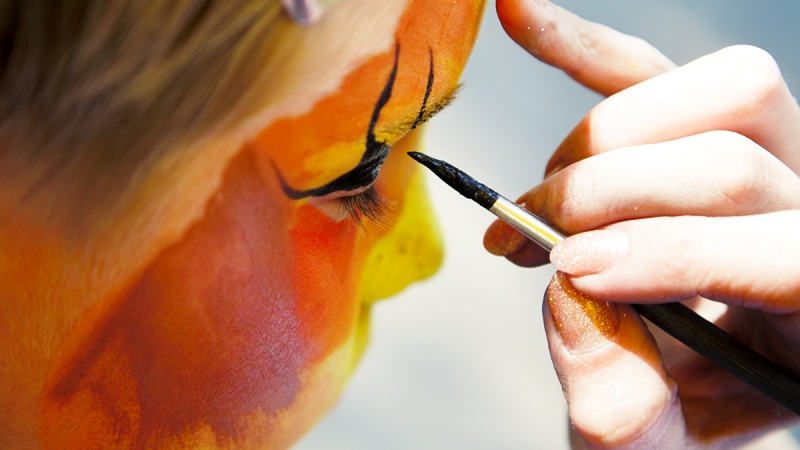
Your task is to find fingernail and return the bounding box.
[544,162,564,179]
[484,219,527,256]
[547,272,619,354]
[550,229,628,275]
[484,200,530,256]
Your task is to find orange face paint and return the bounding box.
[37,0,486,448]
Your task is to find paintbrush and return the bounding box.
[408,151,800,416]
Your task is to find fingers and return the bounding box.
[550,211,800,314]
[544,272,688,449]
[547,45,800,175]
[547,273,800,449]
[540,132,800,232]
[485,131,800,264]
[496,0,676,97]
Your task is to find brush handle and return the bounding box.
[503,202,800,415]
[407,152,800,415]
[500,198,800,413]
[632,302,800,415]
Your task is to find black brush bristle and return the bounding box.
[407,152,498,209]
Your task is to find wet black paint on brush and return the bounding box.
[407,152,498,210]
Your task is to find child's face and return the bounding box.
[33,1,485,448]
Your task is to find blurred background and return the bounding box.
[297,1,800,448]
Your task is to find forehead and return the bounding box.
[246,0,485,190]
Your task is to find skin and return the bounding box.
[0,1,486,448]
[487,0,800,448]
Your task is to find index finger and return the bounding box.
[496,0,676,97]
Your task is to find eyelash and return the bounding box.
[316,83,460,228]
[336,185,390,227]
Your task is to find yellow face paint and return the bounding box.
[360,136,443,305]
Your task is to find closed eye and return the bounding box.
[274,43,399,200]
[276,43,454,226]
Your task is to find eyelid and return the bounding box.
[275,44,400,200]
[272,141,389,200]
[308,183,374,203]
[310,85,460,202]
[276,44,458,201]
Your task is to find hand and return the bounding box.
[487,0,800,448]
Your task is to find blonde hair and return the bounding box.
[0,0,291,224]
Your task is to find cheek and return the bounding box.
[359,128,444,303]
[39,150,367,449]
[289,204,364,344]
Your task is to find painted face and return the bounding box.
[21,1,486,448]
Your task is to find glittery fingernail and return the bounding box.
[547,272,619,354]
[550,229,628,275]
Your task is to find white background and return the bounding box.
[297,1,800,448]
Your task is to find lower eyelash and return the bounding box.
[337,185,390,227]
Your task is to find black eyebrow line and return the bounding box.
[364,42,401,160]
[276,43,401,200]
[411,48,434,131]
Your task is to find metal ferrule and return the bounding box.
[489,196,567,251]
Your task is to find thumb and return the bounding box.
[544,272,687,449]
[496,0,676,97]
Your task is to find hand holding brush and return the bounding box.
[418,0,800,447]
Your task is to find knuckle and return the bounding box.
[718,45,785,115]
[703,131,773,212]
[546,162,599,229]
[651,217,707,291]
[581,106,615,155]
[571,22,599,74]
